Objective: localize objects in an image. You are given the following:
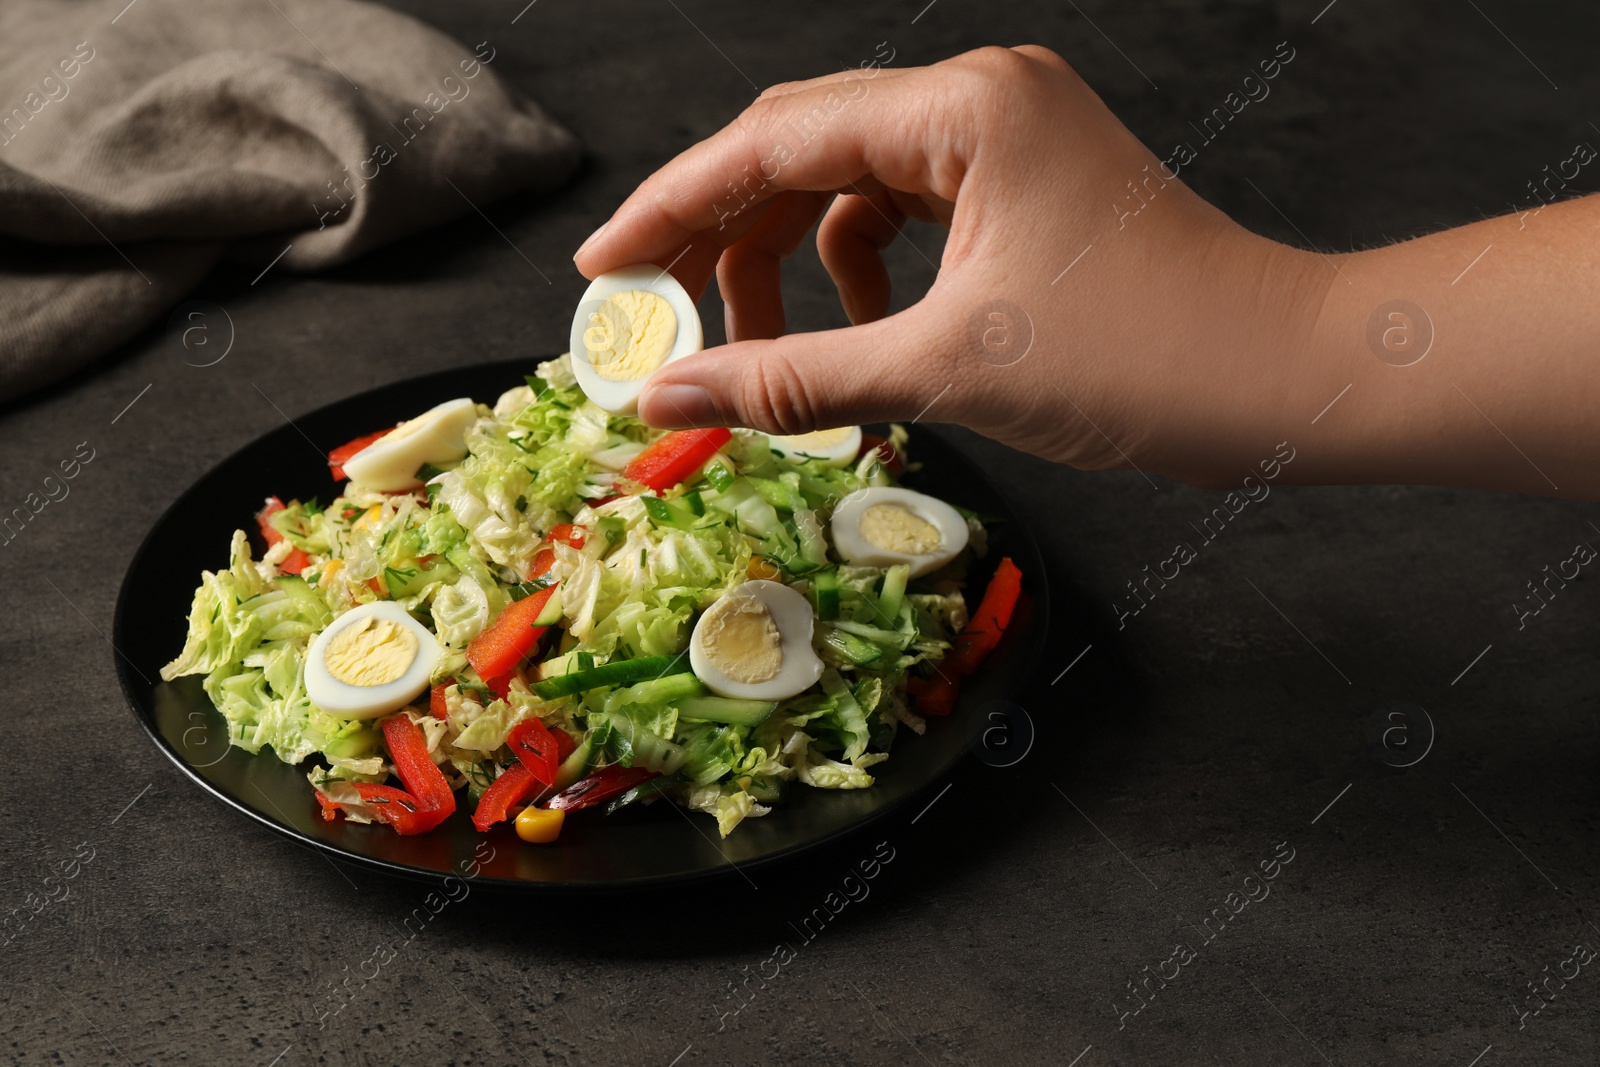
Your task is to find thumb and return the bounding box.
[637,309,959,433]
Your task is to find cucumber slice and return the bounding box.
[709,480,784,538]
[534,648,581,680]
[748,476,796,511]
[831,618,904,646]
[878,564,909,622]
[551,734,594,791]
[812,569,840,620]
[384,561,457,601]
[323,721,379,758]
[530,652,689,699]
[820,626,884,666]
[677,695,778,727]
[604,672,704,713]
[533,587,564,626]
[704,462,736,492]
[641,493,699,530]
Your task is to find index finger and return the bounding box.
[573,64,957,278]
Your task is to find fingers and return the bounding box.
[637,303,957,434]
[817,192,904,325]
[717,190,833,342]
[659,238,731,302]
[575,66,957,279]
[574,45,1074,282]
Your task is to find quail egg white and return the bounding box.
[305,601,442,718]
[342,397,478,492]
[569,264,703,414]
[762,426,862,467]
[829,486,969,578]
[689,580,823,701]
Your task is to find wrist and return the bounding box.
[1137,228,1334,488]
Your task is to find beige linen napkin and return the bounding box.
[0,0,580,403]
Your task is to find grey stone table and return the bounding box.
[3,1,1597,1064]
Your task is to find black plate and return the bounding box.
[114,359,1048,890]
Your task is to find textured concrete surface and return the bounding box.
[3,1,1599,1064]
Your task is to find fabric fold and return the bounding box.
[0,0,581,403]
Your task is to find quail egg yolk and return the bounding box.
[860,504,943,556]
[698,594,783,685]
[323,615,419,687]
[582,289,678,382]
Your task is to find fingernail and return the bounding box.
[642,383,717,428]
[574,220,609,261]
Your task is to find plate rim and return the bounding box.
[113,358,1050,891]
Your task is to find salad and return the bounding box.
[161,353,1022,842]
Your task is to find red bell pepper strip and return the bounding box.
[379,715,455,830]
[429,684,450,721]
[471,764,538,832]
[944,557,1023,676]
[327,429,391,481]
[314,781,438,833]
[342,783,445,835]
[546,765,659,812]
[469,718,563,832]
[857,432,905,475]
[315,790,341,822]
[527,523,586,580]
[907,558,1023,718]
[622,428,731,493]
[467,585,557,680]
[317,718,462,835]
[314,716,456,834]
[507,718,559,788]
[255,497,312,575]
[484,671,515,701]
[905,675,959,717]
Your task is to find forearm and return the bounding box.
[1284,197,1600,499]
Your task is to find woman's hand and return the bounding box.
[575,45,1327,485]
[577,45,1600,499]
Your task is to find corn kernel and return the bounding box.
[515,806,565,844]
[747,557,781,582]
